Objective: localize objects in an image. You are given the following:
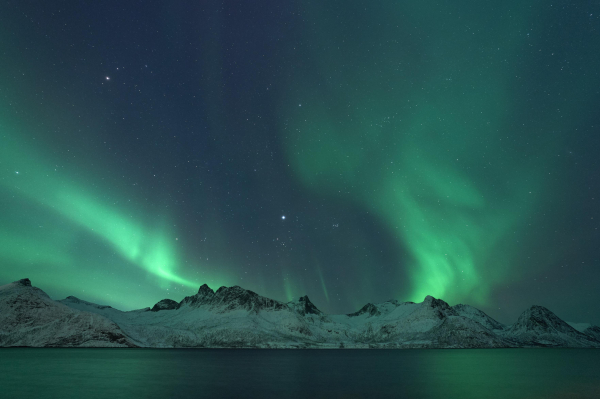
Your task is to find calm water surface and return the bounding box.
[1,349,599,398]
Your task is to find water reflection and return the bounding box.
[0,349,599,399]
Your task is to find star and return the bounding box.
[281,215,286,220]
[105,77,110,80]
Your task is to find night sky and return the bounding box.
[1,1,599,325]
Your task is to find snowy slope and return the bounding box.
[0,279,136,347]
[503,306,600,348]
[582,325,600,341]
[4,278,599,348]
[58,286,511,348]
[452,304,506,332]
[567,322,600,341]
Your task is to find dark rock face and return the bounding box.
[420,295,458,321]
[151,299,179,312]
[348,303,380,317]
[212,286,287,313]
[182,285,321,316]
[180,284,286,313]
[180,284,215,307]
[198,284,214,297]
[295,295,322,316]
[423,295,456,314]
[17,278,31,287]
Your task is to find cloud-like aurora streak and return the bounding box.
[2,0,598,319]
[279,1,565,306]
[0,127,212,299]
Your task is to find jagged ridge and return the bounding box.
[2,278,599,349]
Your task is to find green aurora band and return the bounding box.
[0,123,230,307]
[280,1,595,306]
[1,1,598,314]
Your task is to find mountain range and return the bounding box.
[1,278,598,348]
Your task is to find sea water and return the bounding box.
[1,348,599,398]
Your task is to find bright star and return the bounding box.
[281,215,286,220]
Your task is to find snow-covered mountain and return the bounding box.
[582,326,600,341]
[2,278,599,348]
[503,306,599,347]
[0,279,136,347]
[452,303,506,332]
[567,322,600,341]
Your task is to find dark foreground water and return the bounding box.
[1,349,599,399]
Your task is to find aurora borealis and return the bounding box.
[1,1,599,325]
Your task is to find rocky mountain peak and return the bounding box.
[3,277,600,349]
[520,305,558,321]
[213,286,285,313]
[505,305,600,347]
[16,278,31,287]
[180,283,216,307]
[415,295,458,321]
[293,295,322,316]
[529,305,550,313]
[151,299,179,312]
[180,284,286,313]
[198,284,214,296]
[348,303,380,317]
[423,295,452,311]
[215,286,228,294]
[6,278,50,300]
[65,296,80,302]
[214,286,252,301]
[509,305,585,336]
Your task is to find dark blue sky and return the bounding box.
[1,1,599,325]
